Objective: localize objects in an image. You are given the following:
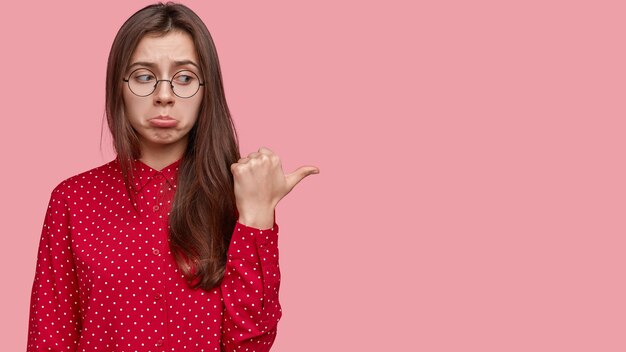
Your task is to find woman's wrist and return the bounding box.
[237,207,275,230]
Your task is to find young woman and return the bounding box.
[27,2,318,351]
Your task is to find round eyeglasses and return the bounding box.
[122,68,205,98]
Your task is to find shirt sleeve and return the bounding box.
[220,220,282,352]
[27,188,82,351]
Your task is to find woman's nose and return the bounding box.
[153,79,175,104]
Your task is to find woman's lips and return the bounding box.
[149,115,177,128]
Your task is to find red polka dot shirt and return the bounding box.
[27,157,281,351]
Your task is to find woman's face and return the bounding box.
[123,30,203,153]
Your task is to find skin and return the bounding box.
[123,30,319,229]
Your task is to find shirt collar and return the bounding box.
[131,157,181,192]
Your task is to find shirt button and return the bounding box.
[155,339,164,347]
[155,293,162,300]
[152,248,160,255]
[154,173,163,180]
[153,205,160,212]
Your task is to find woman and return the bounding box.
[27,2,318,351]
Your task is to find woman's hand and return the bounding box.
[230,146,319,229]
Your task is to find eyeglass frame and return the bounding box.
[122,67,205,98]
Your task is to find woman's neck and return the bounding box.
[138,138,187,171]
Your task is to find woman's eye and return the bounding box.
[175,75,194,84]
[135,74,154,82]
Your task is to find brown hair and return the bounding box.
[104,2,240,290]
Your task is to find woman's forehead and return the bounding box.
[127,59,201,73]
[129,31,199,70]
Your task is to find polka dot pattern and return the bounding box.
[27,158,282,351]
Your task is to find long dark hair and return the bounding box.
[104,2,240,290]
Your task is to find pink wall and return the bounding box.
[3,0,626,350]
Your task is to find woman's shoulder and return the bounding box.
[50,158,123,198]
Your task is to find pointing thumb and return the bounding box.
[285,166,320,191]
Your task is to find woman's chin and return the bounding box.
[139,133,186,148]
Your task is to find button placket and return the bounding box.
[153,173,164,213]
[154,172,172,217]
[147,168,171,348]
[148,174,165,257]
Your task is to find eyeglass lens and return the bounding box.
[126,68,201,98]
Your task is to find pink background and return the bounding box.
[2,0,625,350]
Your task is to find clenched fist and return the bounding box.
[230,146,319,229]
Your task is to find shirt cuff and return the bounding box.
[234,221,279,245]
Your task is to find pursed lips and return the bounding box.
[148,115,178,127]
[150,115,175,120]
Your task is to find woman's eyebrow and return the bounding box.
[128,60,200,70]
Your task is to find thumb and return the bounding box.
[285,166,319,192]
